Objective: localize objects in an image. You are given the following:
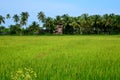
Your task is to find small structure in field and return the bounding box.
[54,23,63,34]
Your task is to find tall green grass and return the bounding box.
[0,35,120,80]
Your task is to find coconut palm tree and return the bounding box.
[12,14,22,35]
[80,13,91,34]
[89,14,102,34]
[20,12,29,26]
[54,15,62,24]
[43,17,55,34]
[28,21,40,34]
[13,14,20,24]
[61,14,70,27]
[6,14,11,19]
[102,14,116,34]
[0,15,5,25]
[37,11,46,23]
[61,14,74,34]
[5,14,11,27]
[115,15,120,33]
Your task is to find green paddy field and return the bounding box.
[0,35,120,80]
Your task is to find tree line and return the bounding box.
[0,11,120,35]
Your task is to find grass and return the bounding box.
[0,35,120,80]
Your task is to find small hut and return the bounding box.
[54,23,63,34]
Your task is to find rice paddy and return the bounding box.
[0,35,120,80]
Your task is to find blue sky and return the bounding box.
[0,0,120,27]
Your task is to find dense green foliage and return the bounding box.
[0,36,120,80]
[0,12,120,35]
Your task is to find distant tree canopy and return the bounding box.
[0,11,120,35]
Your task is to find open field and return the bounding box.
[0,35,120,80]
